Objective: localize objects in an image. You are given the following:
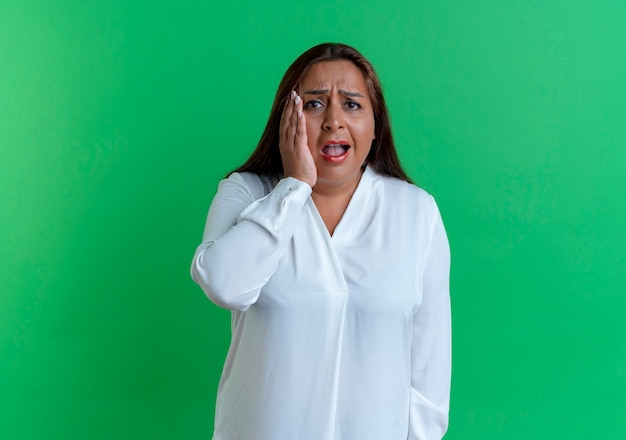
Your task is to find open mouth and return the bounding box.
[321,143,351,160]
[322,144,350,156]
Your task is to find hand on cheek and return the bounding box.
[279,91,317,188]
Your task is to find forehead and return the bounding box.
[300,60,369,92]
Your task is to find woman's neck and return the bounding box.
[311,170,364,235]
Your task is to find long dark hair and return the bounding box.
[231,43,412,183]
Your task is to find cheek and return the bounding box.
[357,119,376,142]
[304,119,317,141]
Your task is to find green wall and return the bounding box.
[2,0,625,438]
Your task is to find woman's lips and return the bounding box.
[321,142,350,163]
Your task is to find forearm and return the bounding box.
[191,176,311,311]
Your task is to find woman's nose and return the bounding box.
[322,103,344,131]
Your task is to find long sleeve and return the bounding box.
[197,168,452,440]
[190,173,311,311]
[408,204,452,440]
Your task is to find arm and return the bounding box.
[191,90,315,311]
[409,204,452,439]
[190,173,311,311]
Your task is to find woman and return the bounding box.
[191,43,451,440]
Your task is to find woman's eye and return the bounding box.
[345,101,361,110]
[303,100,322,109]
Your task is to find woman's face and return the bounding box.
[299,60,375,192]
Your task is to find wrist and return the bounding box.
[285,173,316,188]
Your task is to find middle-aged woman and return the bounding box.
[191,42,451,440]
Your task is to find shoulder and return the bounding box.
[368,171,446,248]
[371,170,437,212]
[220,172,278,200]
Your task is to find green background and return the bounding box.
[2,0,625,438]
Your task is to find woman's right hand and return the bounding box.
[279,90,317,188]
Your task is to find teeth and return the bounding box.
[323,145,348,157]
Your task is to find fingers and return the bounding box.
[292,95,305,148]
[280,91,295,141]
[280,90,303,152]
[295,98,305,139]
[278,91,316,187]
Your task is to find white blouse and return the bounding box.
[191,166,451,440]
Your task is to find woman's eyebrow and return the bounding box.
[302,89,364,98]
[302,89,329,95]
[340,89,364,98]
